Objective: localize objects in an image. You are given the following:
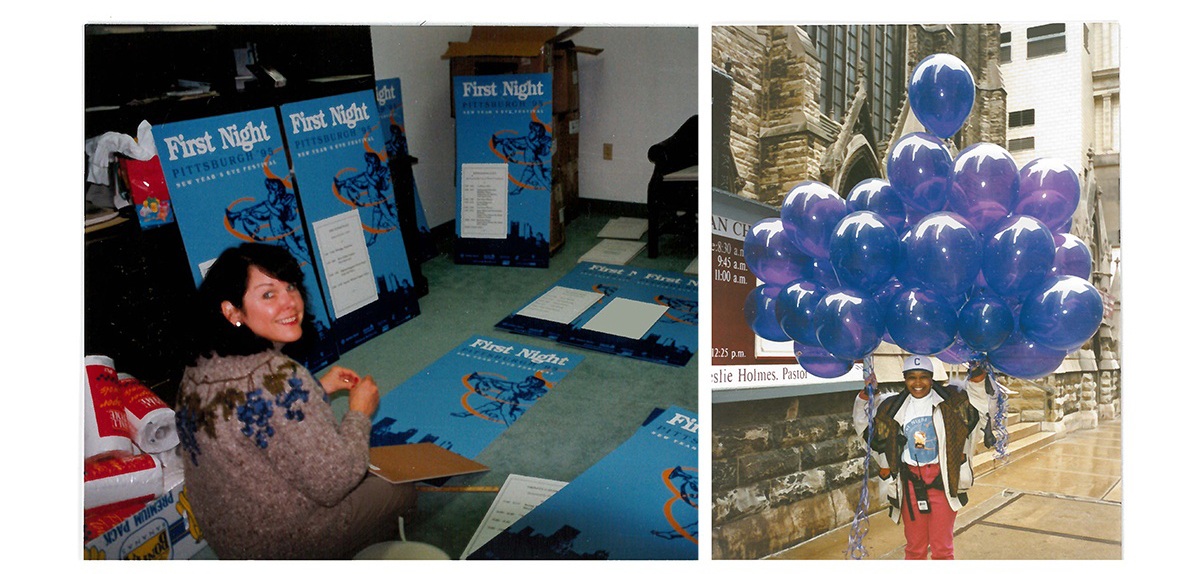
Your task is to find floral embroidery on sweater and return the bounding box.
[177,357,312,464]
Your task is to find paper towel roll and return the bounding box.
[117,373,180,454]
[83,452,164,510]
[84,356,134,458]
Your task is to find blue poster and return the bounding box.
[375,77,437,263]
[468,405,699,560]
[280,90,420,353]
[154,107,338,370]
[370,335,583,459]
[496,263,699,366]
[453,73,554,267]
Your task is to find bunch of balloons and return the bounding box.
[742,53,1104,380]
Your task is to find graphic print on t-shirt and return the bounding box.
[904,416,939,464]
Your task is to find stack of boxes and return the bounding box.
[444,27,600,253]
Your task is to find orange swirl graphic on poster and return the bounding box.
[459,371,554,425]
[222,146,300,242]
[653,295,698,326]
[329,125,396,237]
[660,466,699,545]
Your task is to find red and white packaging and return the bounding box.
[83,452,164,510]
[84,356,134,458]
[116,373,179,454]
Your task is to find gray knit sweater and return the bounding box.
[174,349,371,559]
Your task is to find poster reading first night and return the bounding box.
[375,77,438,264]
[453,73,554,268]
[467,405,699,560]
[154,107,338,371]
[280,90,421,352]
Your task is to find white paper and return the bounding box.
[581,297,667,340]
[515,286,603,324]
[578,239,646,265]
[597,216,649,240]
[685,257,699,275]
[461,474,567,559]
[312,210,378,318]
[460,163,510,239]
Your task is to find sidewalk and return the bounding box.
[768,419,1122,560]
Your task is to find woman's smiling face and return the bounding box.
[231,265,305,344]
[904,369,933,399]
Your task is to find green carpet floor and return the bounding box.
[194,209,698,559]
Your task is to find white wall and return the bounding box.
[1000,23,1088,173]
[572,27,699,204]
[370,26,699,228]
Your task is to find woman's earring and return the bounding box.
[235,321,243,328]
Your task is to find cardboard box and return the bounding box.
[554,110,581,222]
[84,481,207,560]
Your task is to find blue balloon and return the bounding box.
[1051,233,1093,279]
[982,215,1056,297]
[776,280,827,347]
[1015,158,1080,231]
[793,342,855,379]
[888,132,953,214]
[885,287,958,355]
[742,217,811,286]
[829,211,900,292]
[813,288,885,360]
[987,330,1067,379]
[949,143,1019,233]
[908,53,976,139]
[1020,275,1104,351]
[847,178,907,232]
[780,181,848,259]
[904,212,982,299]
[743,285,791,342]
[958,293,1015,352]
[937,336,982,366]
[806,256,841,290]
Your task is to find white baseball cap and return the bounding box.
[902,355,935,373]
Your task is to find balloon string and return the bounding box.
[985,362,1011,460]
[846,356,876,560]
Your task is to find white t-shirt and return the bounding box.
[900,394,939,466]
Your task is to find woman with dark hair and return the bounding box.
[174,242,415,559]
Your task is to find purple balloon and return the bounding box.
[987,330,1067,379]
[813,288,885,360]
[806,256,841,290]
[742,218,810,286]
[908,53,976,139]
[904,212,982,299]
[982,215,1056,297]
[1015,158,1081,231]
[744,285,791,342]
[829,211,900,292]
[776,280,827,347]
[780,181,848,260]
[937,337,982,365]
[888,132,953,214]
[1020,275,1104,351]
[885,287,958,355]
[847,178,907,232]
[958,293,1015,352]
[1051,233,1093,279]
[949,143,1019,233]
[793,342,855,378]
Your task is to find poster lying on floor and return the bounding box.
[453,72,554,268]
[153,107,337,371]
[370,335,584,459]
[467,405,699,560]
[375,77,438,263]
[495,263,699,366]
[280,90,420,353]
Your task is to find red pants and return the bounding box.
[902,463,956,560]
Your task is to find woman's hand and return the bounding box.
[348,375,380,418]
[319,365,362,396]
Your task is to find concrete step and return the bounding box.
[972,429,1058,475]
